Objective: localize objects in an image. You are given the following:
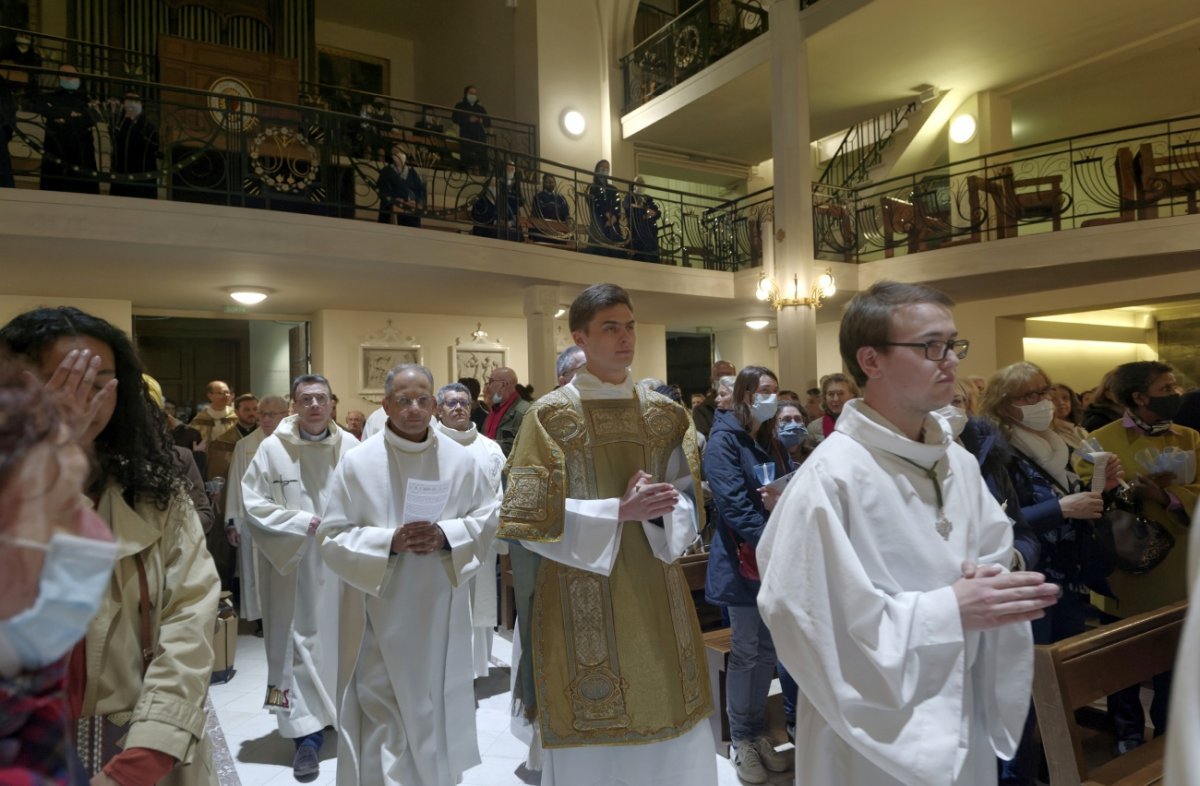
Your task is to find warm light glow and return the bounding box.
[949,113,977,144]
[745,319,770,330]
[561,109,586,138]
[816,272,836,297]
[229,288,269,305]
[755,276,773,301]
[554,307,566,318]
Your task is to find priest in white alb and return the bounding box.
[242,375,355,781]
[433,380,506,677]
[498,284,716,786]
[757,281,1060,786]
[319,363,498,786]
[223,394,289,622]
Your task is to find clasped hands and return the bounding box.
[618,470,679,522]
[390,520,446,554]
[953,561,1058,631]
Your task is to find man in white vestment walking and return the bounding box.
[498,284,717,786]
[757,281,1059,786]
[243,375,355,780]
[224,394,288,622]
[433,381,506,677]
[319,364,499,786]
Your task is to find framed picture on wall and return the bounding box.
[316,44,389,97]
[451,325,507,391]
[359,342,421,400]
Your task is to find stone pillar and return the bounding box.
[524,284,560,395]
[767,0,818,388]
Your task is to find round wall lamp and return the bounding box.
[228,286,271,305]
[949,113,977,144]
[560,108,586,138]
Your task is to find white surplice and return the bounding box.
[757,399,1032,786]
[523,371,716,786]
[319,425,499,786]
[362,406,387,440]
[433,419,506,678]
[224,427,266,620]
[1165,504,1200,786]
[241,415,355,738]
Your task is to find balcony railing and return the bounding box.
[620,0,768,115]
[0,24,158,83]
[812,114,1200,262]
[0,67,766,271]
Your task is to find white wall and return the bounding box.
[534,0,608,169]
[248,320,296,399]
[315,20,416,101]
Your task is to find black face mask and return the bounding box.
[1146,393,1183,421]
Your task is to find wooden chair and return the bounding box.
[880,189,978,258]
[1032,600,1186,786]
[971,167,1065,238]
[1081,147,1137,227]
[1134,142,1200,220]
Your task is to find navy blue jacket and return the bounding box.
[959,417,1039,572]
[703,408,794,607]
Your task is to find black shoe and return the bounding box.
[292,743,319,782]
[254,621,264,638]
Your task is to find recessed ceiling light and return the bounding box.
[745,318,770,330]
[228,287,270,305]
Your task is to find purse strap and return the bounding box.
[133,553,153,676]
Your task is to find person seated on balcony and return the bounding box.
[531,173,571,244]
[586,159,622,257]
[624,175,662,263]
[452,84,489,172]
[109,90,159,200]
[377,147,425,228]
[35,65,99,195]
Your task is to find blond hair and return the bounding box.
[979,361,1051,439]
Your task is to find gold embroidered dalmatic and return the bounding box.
[499,386,710,748]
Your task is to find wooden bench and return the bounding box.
[1032,600,1186,786]
[703,627,734,748]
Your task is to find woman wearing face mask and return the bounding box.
[0,359,118,785]
[36,65,99,194]
[703,366,795,783]
[586,159,623,257]
[1073,361,1200,754]
[0,307,220,786]
[451,84,489,172]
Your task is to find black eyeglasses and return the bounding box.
[882,339,970,361]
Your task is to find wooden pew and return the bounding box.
[1032,600,1186,786]
[1134,142,1200,219]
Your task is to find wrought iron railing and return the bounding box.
[813,114,1200,262]
[1,67,767,270]
[620,0,768,115]
[297,82,538,159]
[0,25,158,84]
[818,101,918,189]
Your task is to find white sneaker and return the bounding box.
[752,735,793,772]
[730,740,769,784]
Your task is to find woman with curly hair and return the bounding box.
[0,307,219,786]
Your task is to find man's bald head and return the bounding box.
[487,367,519,405]
[205,380,232,408]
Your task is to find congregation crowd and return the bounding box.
[2,280,1198,786]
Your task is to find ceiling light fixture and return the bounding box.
[744,318,770,330]
[949,113,977,144]
[561,109,586,138]
[755,268,836,310]
[228,286,270,305]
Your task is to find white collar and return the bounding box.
[384,423,436,453]
[836,399,952,465]
[569,368,634,400]
[434,419,477,446]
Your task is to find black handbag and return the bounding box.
[1093,489,1176,575]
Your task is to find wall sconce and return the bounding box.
[755,268,836,310]
[560,109,586,138]
[949,113,976,144]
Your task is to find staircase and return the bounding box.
[818,101,920,189]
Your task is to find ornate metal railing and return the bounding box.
[1,67,768,270]
[813,114,1200,262]
[297,82,538,158]
[702,187,773,271]
[620,0,768,115]
[0,25,158,84]
[818,101,918,189]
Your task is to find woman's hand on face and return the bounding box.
[36,348,117,442]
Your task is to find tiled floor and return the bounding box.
[210,627,795,785]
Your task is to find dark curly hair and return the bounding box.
[0,307,183,509]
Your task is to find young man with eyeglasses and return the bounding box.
[434,381,506,678]
[319,364,499,786]
[242,374,356,780]
[757,281,1058,786]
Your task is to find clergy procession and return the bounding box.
[1,282,1198,786]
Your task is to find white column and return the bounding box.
[523,285,560,396]
[767,0,818,388]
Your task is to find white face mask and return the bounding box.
[16,40,30,52]
[0,521,117,671]
[466,94,478,106]
[1016,398,1055,432]
[750,393,778,422]
[61,78,81,92]
[936,405,968,439]
[491,392,503,405]
[125,101,142,116]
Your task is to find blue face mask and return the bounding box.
[0,526,117,671]
[60,78,81,91]
[777,420,806,449]
[750,393,778,422]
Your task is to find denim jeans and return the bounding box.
[726,604,777,742]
